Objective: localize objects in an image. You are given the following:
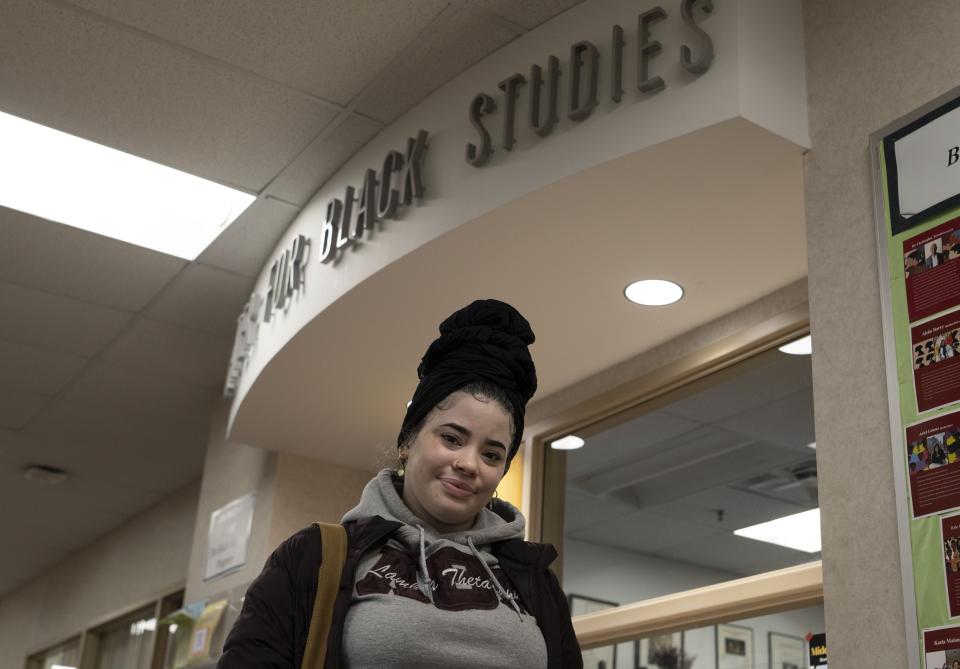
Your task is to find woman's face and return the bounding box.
[399,390,511,533]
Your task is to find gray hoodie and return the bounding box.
[339,469,548,668]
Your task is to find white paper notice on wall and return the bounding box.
[894,104,960,217]
[205,493,255,580]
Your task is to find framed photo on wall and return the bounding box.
[635,632,683,669]
[716,624,753,669]
[768,632,805,669]
[568,594,618,669]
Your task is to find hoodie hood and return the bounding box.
[342,468,525,551]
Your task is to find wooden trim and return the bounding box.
[526,435,545,543]
[574,561,823,649]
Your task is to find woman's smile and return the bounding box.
[439,477,476,498]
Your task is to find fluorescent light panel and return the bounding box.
[779,334,812,355]
[0,111,255,260]
[734,507,821,553]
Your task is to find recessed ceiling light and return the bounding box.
[22,464,68,485]
[551,435,585,450]
[778,335,812,355]
[807,441,817,450]
[0,110,255,260]
[624,279,683,306]
[734,507,821,553]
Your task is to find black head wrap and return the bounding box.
[398,299,537,473]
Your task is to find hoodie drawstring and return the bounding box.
[415,525,436,603]
[468,536,524,620]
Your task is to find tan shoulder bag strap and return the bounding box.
[301,522,348,669]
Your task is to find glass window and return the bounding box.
[90,604,157,669]
[557,344,819,606]
[26,637,80,669]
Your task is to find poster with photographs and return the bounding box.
[903,217,960,322]
[568,595,617,669]
[768,632,804,669]
[716,624,753,669]
[943,512,960,619]
[636,632,684,669]
[911,310,960,414]
[905,409,960,517]
[923,624,960,668]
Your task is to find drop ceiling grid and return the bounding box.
[0,0,341,192]
[562,353,817,575]
[58,0,453,106]
[566,411,703,480]
[354,8,522,123]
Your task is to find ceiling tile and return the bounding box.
[568,509,724,554]
[645,485,810,533]
[0,387,50,430]
[566,411,701,479]
[468,0,585,29]
[655,532,814,575]
[2,401,209,495]
[100,317,232,388]
[663,353,813,424]
[146,263,254,337]
[0,0,337,191]
[0,207,185,311]
[0,339,87,395]
[64,0,449,106]
[0,280,133,357]
[266,114,383,207]
[717,389,817,451]
[563,487,636,533]
[355,10,520,123]
[197,197,299,278]
[0,460,165,596]
[63,362,218,423]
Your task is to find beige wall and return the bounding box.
[0,481,198,669]
[184,401,371,614]
[183,400,279,604]
[800,0,960,664]
[267,453,374,550]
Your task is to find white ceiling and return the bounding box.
[0,0,587,597]
[565,347,819,577]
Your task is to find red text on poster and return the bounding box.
[944,513,960,618]
[924,625,960,668]
[906,409,960,518]
[911,310,960,413]
[904,217,960,322]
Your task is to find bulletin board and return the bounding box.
[873,86,960,669]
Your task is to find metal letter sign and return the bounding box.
[463,0,716,166]
[225,132,430,398]
[321,130,430,262]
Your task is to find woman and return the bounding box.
[217,299,583,668]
